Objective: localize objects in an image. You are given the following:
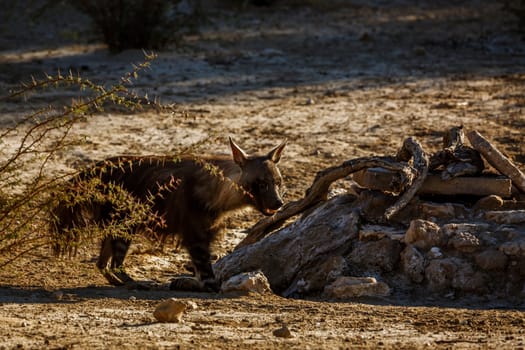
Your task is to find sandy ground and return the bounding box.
[1,0,525,348]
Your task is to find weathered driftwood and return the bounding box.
[235,157,411,249]
[421,175,511,197]
[236,137,426,249]
[467,130,525,193]
[354,170,512,197]
[483,210,525,224]
[385,137,428,220]
[429,126,484,180]
[215,195,361,294]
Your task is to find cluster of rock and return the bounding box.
[215,129,525,303]
[216,192,525,302]
[344,198,525,300]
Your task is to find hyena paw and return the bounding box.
[169,276,219,292]
[169,277,203,291]
[100,268,125,286]
[113,269,135,284]
[202,278,220,293]
[99,267,136,287]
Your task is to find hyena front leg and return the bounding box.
[96,237,133,286]
[109,237,134,284]
[187,240,218,289]
[170,224,220,292]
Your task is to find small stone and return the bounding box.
[473,195,504,212]
[428,246,443,259]
[51,291,64,301]
[273,325,294,338]
[418,202,457,220]
[359,224,405,241]
[323,276,390,299]
[400,245,425,283]
[153,298,187,323]
[185,300,198,311]
[499,239,525,257]
[221,270,272,294]
[448,232,481,253]
[405,219,444,250]
[425,258,457,292]
[349,238,402,272]
[305,97,315,105]
[129,296,136,301]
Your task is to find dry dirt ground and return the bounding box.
[1,0,525,349]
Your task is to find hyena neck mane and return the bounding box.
[193,155,255,215]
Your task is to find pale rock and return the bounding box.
[452,261,487,293]
[499,239,525,257]
[448,231,481,253]
[348,238,402,272]
[425,258,458,292]
[52,291,64,301]
[475,249,508,270]
[405,219,445,250]
[473,195,504,212]
[323,276,390,299]
[441,223,489,238]
[359,224,405,241]
[418,202,457,220]
[484,210,525,224]
[428,247,443,259]
[221,270,272,294]
[153,298,189,323]
[400,245,425,283]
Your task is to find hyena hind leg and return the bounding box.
[96,237,133,286]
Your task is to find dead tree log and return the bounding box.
[354,170,512,197]
[236,137,427,249]
[467,130,525,193]
[237,158,410,249]
[429,126,484,180]
[215,195,361,294]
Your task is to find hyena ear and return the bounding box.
[229,137,249,167]
[267,139,287,163]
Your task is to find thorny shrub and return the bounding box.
[68,0,203,52]
[0,52,173,267]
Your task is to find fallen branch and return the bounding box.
[429,126,484,180]
[353,170,511,197]
[467,130,525,193]
[385,136,429,220]
[236,141,422,249]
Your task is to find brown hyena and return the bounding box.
[52,138,286,291]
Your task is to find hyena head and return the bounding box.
[229,137,286,216]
